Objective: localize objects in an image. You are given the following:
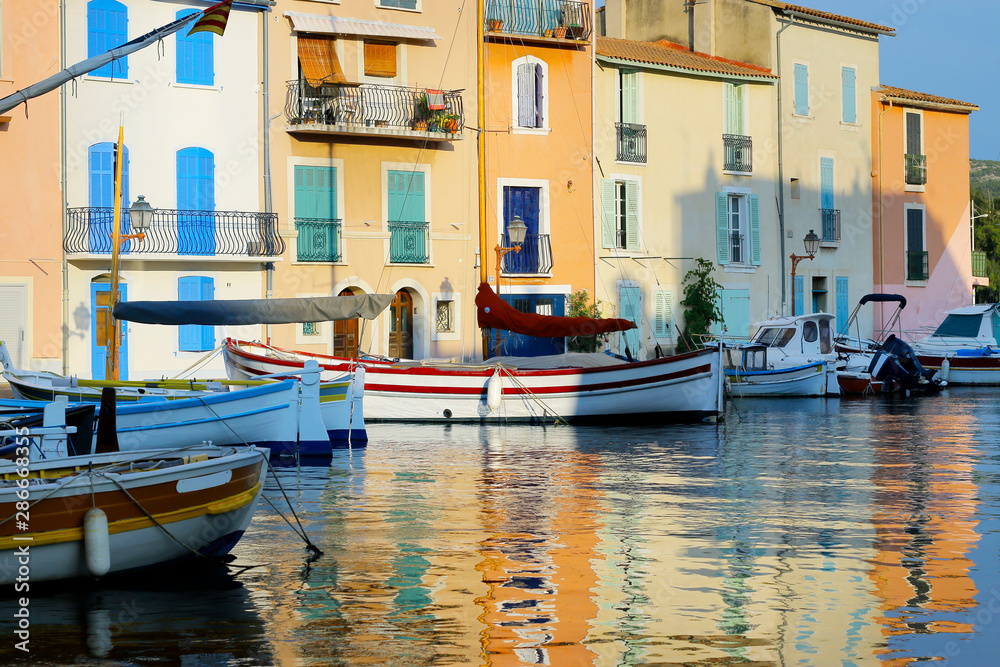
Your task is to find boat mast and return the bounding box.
[477,0,488,359]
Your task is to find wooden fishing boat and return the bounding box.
[0,428,266,583]
[224,337,722,424]
[912,304,1000,385]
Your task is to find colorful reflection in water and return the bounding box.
[5,389,1000,665]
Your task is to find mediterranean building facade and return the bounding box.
[601,0,894,340]
[870,85,979,335]
[593,35,778,356]
[62,0,273,380]
[0,0,64,373]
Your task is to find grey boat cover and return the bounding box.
[114,294,393,326]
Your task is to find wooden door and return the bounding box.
[332,288,359,359]
[388,290,413,359]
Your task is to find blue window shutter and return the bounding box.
[88,1,128,79]
[178,277,200,351]
[601,179,616,249]
[620,286,642,355]
[177,147,215,211]
[200,277,215,350]
[295,166,337,219]
[794,275,804,316]
[794,64,808,116]
[176,9,214,86]
[749,194,761,266]
[716,192,730,265]
[820,158,835,210]
[842,67,856,123]
[836,277,849,334]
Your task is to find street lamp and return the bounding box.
[789,229,820,315]
[106,194,153,379]
[491,215,528,357]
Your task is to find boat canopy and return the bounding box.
[932,313,985,338]
[475,282,635,337]
[859,293,907,308]
[114,294,393,326]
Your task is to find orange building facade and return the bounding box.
[0,0,64,372]
[871,86,980,335]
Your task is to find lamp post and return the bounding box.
[492,215,528,357]
[789,229,820,316]
[106,195,153,380]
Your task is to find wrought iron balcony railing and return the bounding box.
[907,250,929,281]
[286,81,464,138]
[485,0,592,41]
[820,209,841,242]
[616,122,646,164]
[65,207,284,257]
[905,153,927,185]
[389,220,429,264]
[973,250,988,278]
[730,232,746,264]
[501,233,553,274]
[295,218,341,262]
[723,134,752,173]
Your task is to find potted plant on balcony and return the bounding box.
[487,18,503,32]
[442,114,460,133]
[553,25,568,38]
[568,23,584,39]
[412,93,430,131]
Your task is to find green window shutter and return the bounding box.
[625,180,640,250]
[620,69,638,124]
[654,290,674,339]
[794,64,809,116]
[601,179,616,249]
[841,67,856,123]
[725,83,743,135]
[716,192,730,265]
[294,166,336,219]
[749,194,761,266]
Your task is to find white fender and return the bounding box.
[940,357,950,383]
[487,369,503,412]
[84,508,111,577]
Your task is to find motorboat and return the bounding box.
[912,304,1000,385]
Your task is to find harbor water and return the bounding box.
[5,388,1000,666]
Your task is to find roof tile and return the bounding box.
[596,37,777,80]
[749,1,895,34]
[877,85,978,111]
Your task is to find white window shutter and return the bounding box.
[625,180,640,251]
[601,179,616,249]
[654,290,674,339]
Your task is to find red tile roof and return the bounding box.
[596,37,777,80]
[876,85,978,112]
[750,1,895,34]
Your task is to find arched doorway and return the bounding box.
[388,290,413,359]
[91,275,128,380]
[333,287,359,359]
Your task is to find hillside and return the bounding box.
[971,159,1000,196]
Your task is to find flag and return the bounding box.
[189,0,233,37]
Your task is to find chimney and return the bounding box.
[604,0,626,39]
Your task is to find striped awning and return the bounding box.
[284,12,442,41]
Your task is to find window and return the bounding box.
[820,157,838,242]
[802,320,818,343]
[87,0,128,79]
[436,300,454,334]
[906,207,928,281]
[841,67,856,123]
[905,112,926,186]
[794,63,809,116]
[715,192,760,266]
[387,169,428,263]
[653,291,674,341]
[725,83,745,135]
[619,69,639,124]
[295,165,340,262]
[754,327,796,348]
[302,322,320,336]
[88,142,129,254]
[513,56,547,130]
[364,40,397,78]
[379,0,418,8]
[176,147,216,255]
[176,9,213,85]
[601,178,639,250]
[178,277,214,352]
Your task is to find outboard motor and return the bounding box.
[870,335,945,390]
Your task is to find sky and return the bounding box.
[597,1,997,160]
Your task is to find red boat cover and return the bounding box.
[475,282,636,337]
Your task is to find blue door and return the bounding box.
[89,142,129,254]
[177,147,215,255]
[503,186,540,273]
[835,277,849,334]
[619,286,642,355]
[499,294,565,357]
[92,282,127,380]
[713,289,751,340]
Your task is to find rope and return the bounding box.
[171,342,226,379]
[496,365,568,426]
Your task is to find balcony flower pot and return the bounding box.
[568,23,583,39]
[543,28,554,38]
[553,26,568,38]
[443,116,459,133]
[412,120,428,131]
[488,19,503,32]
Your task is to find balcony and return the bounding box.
[820,209,841,242]
[295,218,341,262]
[285,81,464,142]
[389,221,429,264]
[616,122,646,164]
[65,207,284,258]
[723,134,752,173]
[501,233,553,274]
[905,153,927,185]
[973,250,988,278]
[485,1,592,43]
[907,250,929,281]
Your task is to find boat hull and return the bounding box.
[224,340,722,423]
[916,354,1000,385]
[727,362,827,397]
